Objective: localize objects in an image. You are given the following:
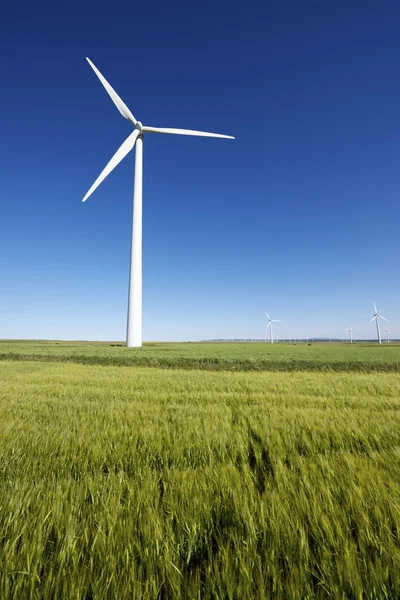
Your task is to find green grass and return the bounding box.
[1,340,400,371]
[0,353,400,599]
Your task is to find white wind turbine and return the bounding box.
[347,326,353,344]
[370,302,388,345]
[265,311,280,344]
[385,326,391,344]
[82,58,234,347]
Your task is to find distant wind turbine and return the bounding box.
[81,58,234,347]
[370,303,388,345]
[265,311,280,344]
[385,326,391,344]
[347,326,353,344]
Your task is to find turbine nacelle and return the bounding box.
[135,121,144,135]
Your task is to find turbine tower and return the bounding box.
[265,311,280,344]
[82,58,234,347]
[385,326,391,344]
[370,303,388,345]
[347,326,353,344]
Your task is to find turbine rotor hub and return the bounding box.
[135,121,143,134]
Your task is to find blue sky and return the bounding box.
[1,0,399,341]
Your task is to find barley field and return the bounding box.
[0,342,399,599]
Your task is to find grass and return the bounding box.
[1,340,400,372]
[0,350,399,598]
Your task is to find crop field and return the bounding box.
[1,340,400,371]
[0,342,400,599]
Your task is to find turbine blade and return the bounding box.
[142,126,234,139]
[369,316,377,323]
[379,315,388,321]
[266,322,271,329]
[265,311,271,320]
[272,320,280,322]
[86,58,137,125]
[373,302,377,313]
[82,130,139,202]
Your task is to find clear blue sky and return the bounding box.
[1,0,399,341]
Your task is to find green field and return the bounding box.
[1,340,400,371]
[0,342,400,599]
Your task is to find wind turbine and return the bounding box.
[265,311,280,344]
[370,303,388,345]
[347,326,353,344]
[82,58,234,347]
[385,326,391,344]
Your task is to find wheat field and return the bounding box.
[0,344,399,598]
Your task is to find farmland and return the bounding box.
[0,342,399,598]
[1,339,400,371]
